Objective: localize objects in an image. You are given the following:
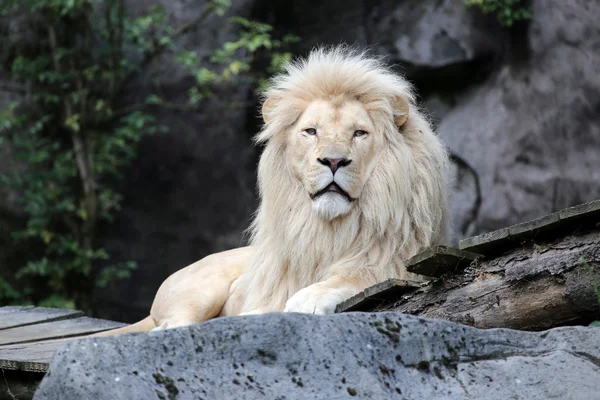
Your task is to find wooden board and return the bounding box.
[335,279,421,313]
[0,316,125,346]
[406,246,480,278]
[0,338,75,372]
[0,307,83,331]
[460,199,600,256]
[0,307,126,374]
[459,227,510,255]
[0,306,34,315]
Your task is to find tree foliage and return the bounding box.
[0,0,297,311]
[464,0,532,27]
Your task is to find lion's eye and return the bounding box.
[304,128,317,136]
[354,130,368,138]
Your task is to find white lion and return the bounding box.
[95,46,450,335]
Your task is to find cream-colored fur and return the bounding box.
[93,46,450,336]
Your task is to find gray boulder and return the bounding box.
[35,312,600,399]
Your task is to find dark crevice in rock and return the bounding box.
[397,52,498,99]
[506,19,533,66]
[449,152,482,237]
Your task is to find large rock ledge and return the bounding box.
[34,313,599,400]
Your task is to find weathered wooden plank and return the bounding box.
[335,279,421,313]
[508,212,560,236]
[0,307,83,331]
[406,246,480,277]
[558,199,600,222]
[0,316,125,346]
[460,200,600,256]
[0,306,34,315]
[0,338,74,372]
[459,227,510,255]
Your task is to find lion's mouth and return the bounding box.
[310,182,354,202]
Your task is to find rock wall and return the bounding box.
[436,0,600,235]
[1,0,599,320]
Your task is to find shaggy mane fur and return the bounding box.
[238,46,451,313]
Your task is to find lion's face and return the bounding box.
[286,99,381,220]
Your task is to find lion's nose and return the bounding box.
[317,157,352,174]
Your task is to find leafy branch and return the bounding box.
[464,0,532,27]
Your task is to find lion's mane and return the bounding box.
[238,46,451,313]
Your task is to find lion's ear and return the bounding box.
[261,97,278,124]
[392,96,409,128]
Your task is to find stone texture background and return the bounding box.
[1,0,599,321]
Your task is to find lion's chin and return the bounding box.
[312,192,352,221]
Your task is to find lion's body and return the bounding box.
[93,46,450,336]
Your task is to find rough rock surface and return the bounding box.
[366,0,504,74]
[35,312,600,400]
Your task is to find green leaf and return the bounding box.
[0,277,21,302]
[64,114,80,132]
[39,295,75,309]
[95,100,105,111]
[463,0,532,26]
[145,94,164,105]
[96,261,138,288]
[194,68,218,85]
[210,0,231,16]
[77,206,87,221]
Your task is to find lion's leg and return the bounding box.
[284,275,369,315]
[149,247,253,329]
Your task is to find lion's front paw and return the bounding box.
[283,284,349,315]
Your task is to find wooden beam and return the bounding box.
[0,316,125,346]
[0,307,126,374]
[0,306,34,315]
[460,200,600,256]
[335,279,421,313]
[559,199,600,221]
[406,246,480,278]
[0,338,73,372]
[0,307,83,331]
[459,228,510,256]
